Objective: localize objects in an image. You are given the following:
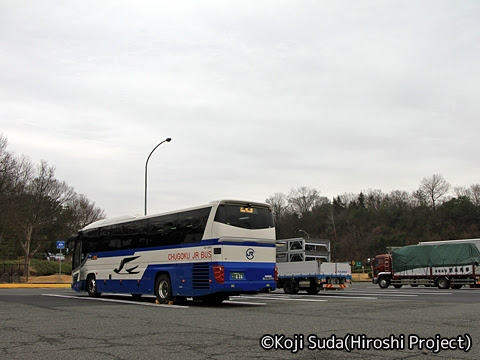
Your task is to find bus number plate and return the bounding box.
[231,272,245,280]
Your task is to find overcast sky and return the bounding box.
[1,0,479,217]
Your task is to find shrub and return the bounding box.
[0,259,72,276]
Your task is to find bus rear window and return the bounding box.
[214,204,274,230]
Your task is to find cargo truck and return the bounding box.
[276,238,351,294]
[372,243,480,289]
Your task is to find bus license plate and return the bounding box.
[231,272,245,280]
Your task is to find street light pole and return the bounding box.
[144,138,172,216]
[299,229,310,239]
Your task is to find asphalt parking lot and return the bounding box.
[1,283,478,359]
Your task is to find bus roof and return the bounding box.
[81,199,270,232]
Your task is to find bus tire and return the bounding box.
[87,274,101,298]
[378,276,390,289]
[155,274,172,304]
[436,277,449,289]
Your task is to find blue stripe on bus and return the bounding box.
[91,238,275,258]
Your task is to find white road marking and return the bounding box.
[262,293,378,300]
[41,294,189,308]
[234,295,328,302]
[224,300,267,306]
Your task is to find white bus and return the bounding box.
[71,200,277,304]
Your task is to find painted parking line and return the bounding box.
[263,293,378,300]
[41,294,189,308]
[347,291,454,297]
[342,292,417,298]
[235,295,328,302]
[224,300,267,306]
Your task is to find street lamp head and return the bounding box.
[144,137,172,216]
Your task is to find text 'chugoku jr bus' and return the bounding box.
[71,200,277,304]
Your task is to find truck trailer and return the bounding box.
[373,243,480,289]
[276,238,351,294]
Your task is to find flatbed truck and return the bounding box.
[276,238,351,294]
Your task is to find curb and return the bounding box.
[0,284,71,289]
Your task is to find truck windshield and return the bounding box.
[374,257,384,267]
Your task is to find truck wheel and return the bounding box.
[87,274,101,298]
[378,276,390,289]
[436,277,449,289]
[283,279,298,294]
[155,274,172,304]
[393,284,403,289]
[306,279,319,295]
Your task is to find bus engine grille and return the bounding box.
[192,263,210,289]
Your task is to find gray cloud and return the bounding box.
[1,0,479,217]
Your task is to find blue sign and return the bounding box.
[56,241,65,250]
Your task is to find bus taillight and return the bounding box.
[274,266,278,282]
[213,265,224,284]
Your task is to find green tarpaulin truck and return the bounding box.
[372,243,480,289]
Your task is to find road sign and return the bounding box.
[56,241,65,250]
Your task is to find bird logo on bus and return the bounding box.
[246,248,255,260]
[114,256,140,274]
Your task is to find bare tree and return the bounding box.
[0,137,32,248]
[287,186,322,217]
[68,193,106,230]
[265,192,288,226]
[364,189,385,210]
[454,184,480,207]
[386,190,413,207]
[15,161,77,275]
[419,174,450,212]
[469,184,480,207]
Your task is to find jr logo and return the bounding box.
[246,248,255,260]
[114,256,140,274]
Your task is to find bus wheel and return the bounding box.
[155,274,172,304]
[436,277,449,289]
[87,275,101,298]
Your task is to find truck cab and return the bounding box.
[372,254,393,288]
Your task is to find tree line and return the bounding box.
[266,179,480,263]
[3,132,480,270]
[0,135,105,273]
